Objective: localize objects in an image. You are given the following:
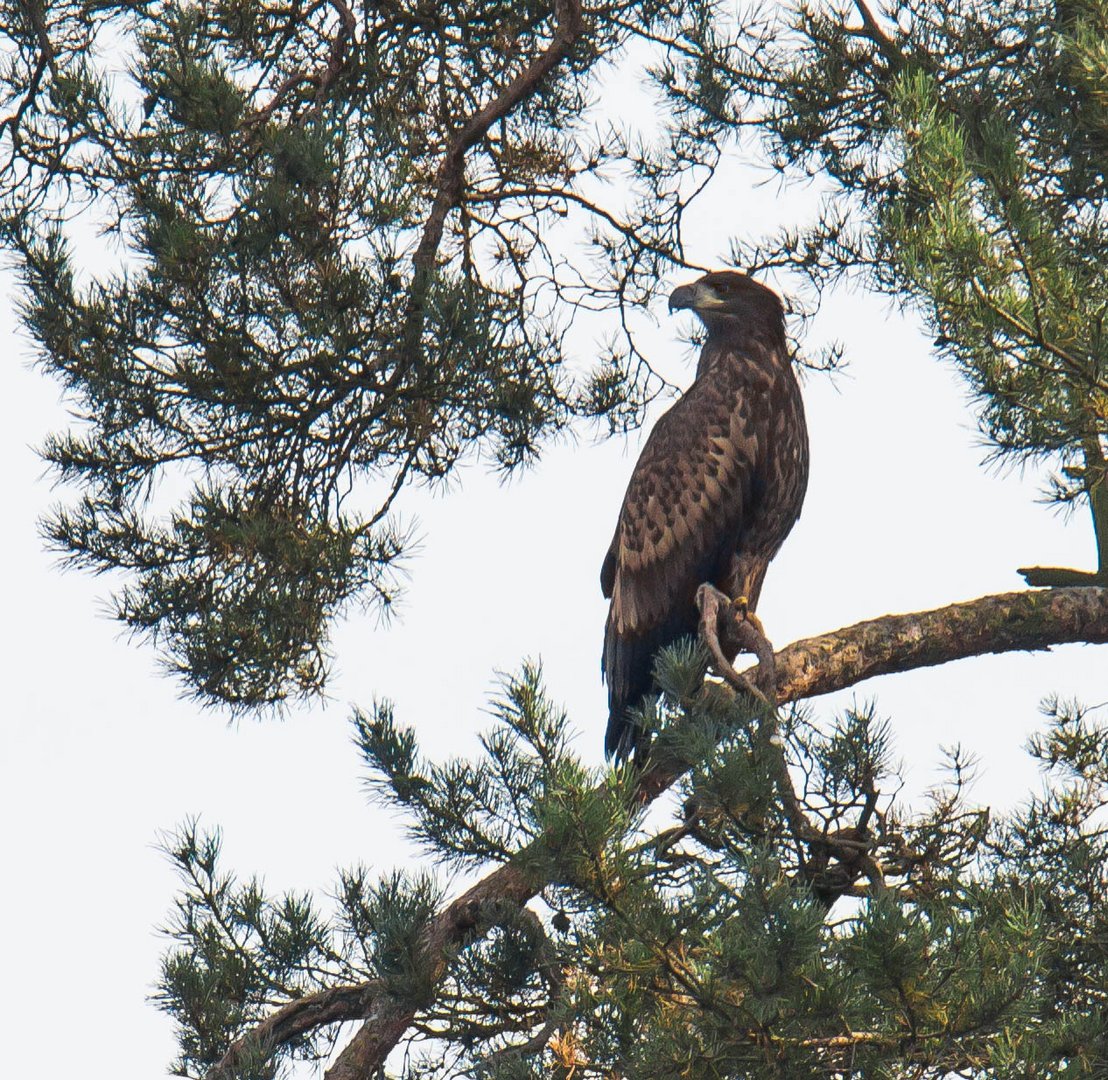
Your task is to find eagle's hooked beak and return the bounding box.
[667,282,701,312]
[668,280,726,313]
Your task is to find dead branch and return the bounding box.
[207,585,1108,1079]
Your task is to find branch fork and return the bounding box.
[695,582,777,704]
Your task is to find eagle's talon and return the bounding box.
[730,596,767,640]
[693,583,775,705]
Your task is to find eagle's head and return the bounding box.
[668,271,784,332]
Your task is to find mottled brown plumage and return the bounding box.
[601,271,809,761]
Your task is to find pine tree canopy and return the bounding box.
[1,0,714,706]
[159,615,1108,1080]
[3,0,1105,704]
[4,1,1108,1078]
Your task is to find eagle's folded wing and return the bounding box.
[602,376,762,757]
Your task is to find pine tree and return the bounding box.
[3,2,1108,1078]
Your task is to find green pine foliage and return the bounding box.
[706,0,1108,579]
[157,818,443,1077]
[0,0,724,706]
[156,654,1108,1077]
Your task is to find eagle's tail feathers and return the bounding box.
[602,623,659,763]
[606,711,643,763]
[603,612,698,763]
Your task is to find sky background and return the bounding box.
[3,39,1107,1080]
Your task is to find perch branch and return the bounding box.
[208,586,1108,1080]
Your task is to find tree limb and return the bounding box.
[402,0,585,350]
[849,0,901,67]
[208,586,1108,1079]
[0,0,56,160]
[775,586,1106,704]
[245,0,356,126]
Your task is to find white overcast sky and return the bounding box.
[2,36,1107,1080]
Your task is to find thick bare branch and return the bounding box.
[774,586,1107,705]
[205,983,380,1076]
[209,586,1107,1078]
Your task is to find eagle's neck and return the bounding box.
[695,316,789,381]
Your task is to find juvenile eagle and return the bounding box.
[601,271,809,761]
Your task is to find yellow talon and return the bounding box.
[731,595,766,637]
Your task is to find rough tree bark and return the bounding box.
[207,585,1108,1080]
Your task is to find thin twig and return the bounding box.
[0,0,57,155]
[469,905,565,1073]
[245,0,356,127]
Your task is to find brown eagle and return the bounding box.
[601,270,809,761]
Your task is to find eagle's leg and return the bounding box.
[731,599,776,701]
[716,560,776,698]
